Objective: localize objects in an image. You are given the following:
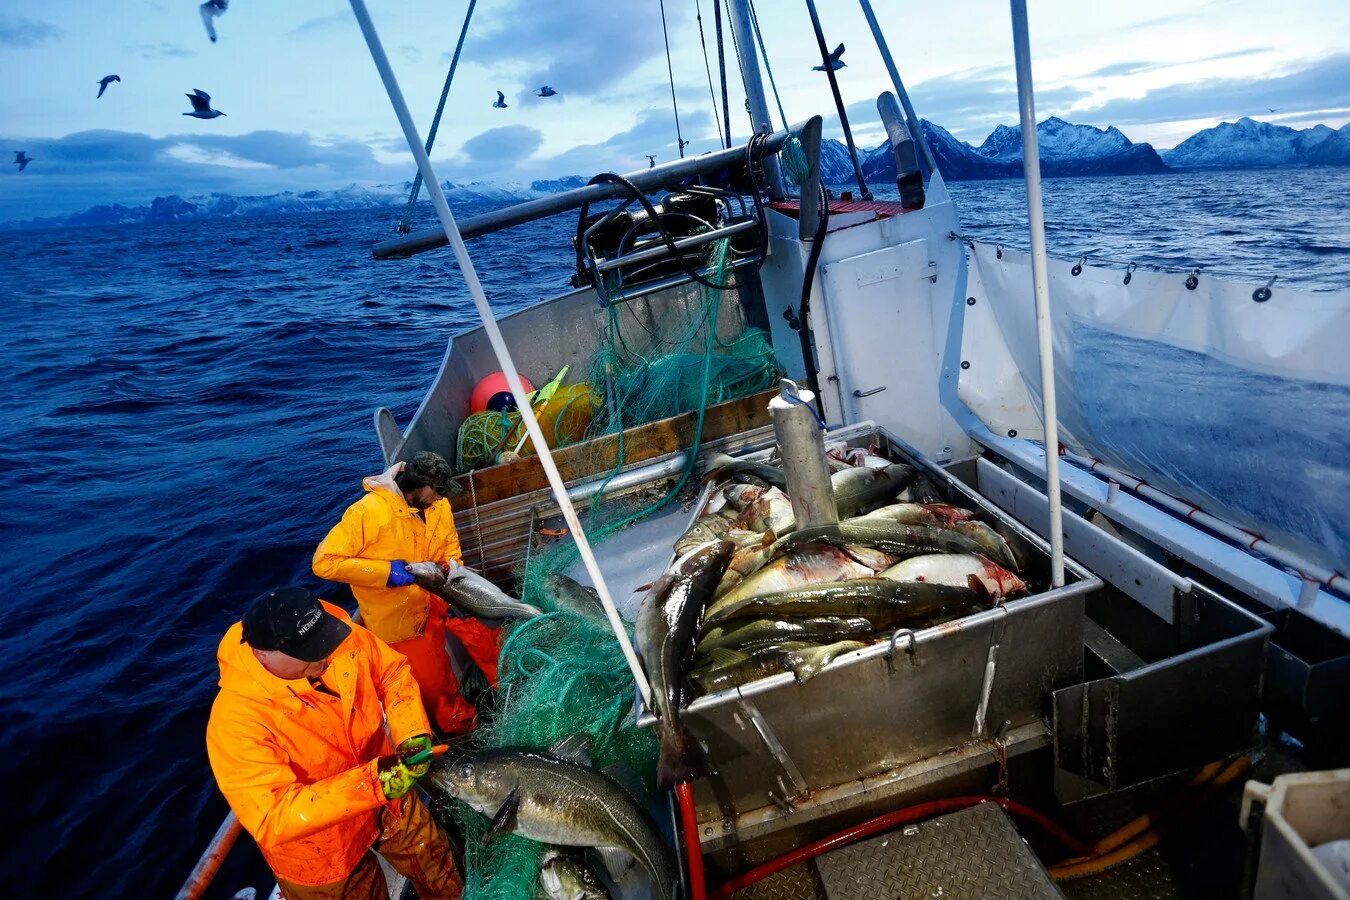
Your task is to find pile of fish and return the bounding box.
[638,445,1029,788]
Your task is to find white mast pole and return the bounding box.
[1009,0,1066,587]
[726,0,787,199]
[346,0,653,705]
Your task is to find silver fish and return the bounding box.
[437,567,544,619]
[706,543,875,618]
[703,453,789,491]
[541,574,609,624]
[695,616,875,657]
[636,539,734,788]
[831,463,916,518]
[880,553,1027,598]
[539,849,612,900]
[765,521,984,562]
[951,520,1020,572]
[705,577,984,628]
[431,747,675,899]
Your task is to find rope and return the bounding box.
[713,0,732,148]
[397,0,478,234]
[694,0,727,148]
[657,0,688,157]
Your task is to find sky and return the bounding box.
[1,0,1348,217]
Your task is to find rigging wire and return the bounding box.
[803,0,870,199]
[747,0,790,130]
[693,0,727,148]
[713,0,732,148]
[398,0,478,234]
[657,0,689,157]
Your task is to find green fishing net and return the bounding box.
[437,237,782,897]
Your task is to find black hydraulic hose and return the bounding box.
[796,185,829,409]
[714,0,732,149]
[574,172,765,293]
[803,0,871,200]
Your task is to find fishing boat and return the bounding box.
[178,1,1350,897]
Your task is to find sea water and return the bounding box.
[0,167,1346,896]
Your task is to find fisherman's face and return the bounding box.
[403,486,443,510]
[253,648,330,680]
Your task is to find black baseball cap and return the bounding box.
[241,586,351,662]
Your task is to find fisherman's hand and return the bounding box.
[406,561,448,589]
[397,734,435,777]
[387,560,417,588]
[377,754,422,800]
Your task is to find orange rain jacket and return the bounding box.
[312,463,463,644]
[206,603,431,887]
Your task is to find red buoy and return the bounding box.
[470,371,534,414]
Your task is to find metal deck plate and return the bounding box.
[813,803,1063,900]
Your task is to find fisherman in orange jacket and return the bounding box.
[312,451,500,736]
[206,587,462,898]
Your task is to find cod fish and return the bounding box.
[706,544,875,619]
[703,453,789,491]
[831,463,916,518]
[766,521,984,562]
[539,849,612,900]
[689,640,868,693]
[695,616,875,658]
[735,485,795,536]
[541,574,609,624]
[674,507,738,556]
[431,742,675,899]
[636,539,734,788]
[858,502,977,527]
[950,520,1020,572]
[706,577,983,628]
[437,566,544,620]
[881,554,1027,599]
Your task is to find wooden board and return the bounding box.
[452,387,780,505]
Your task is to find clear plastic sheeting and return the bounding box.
[966,241,1350,577]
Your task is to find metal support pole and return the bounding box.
[347,0,654,706]
[1009,0,1065,588]
[726,0,786,199]
[856,0,938,179]
[769,381,838,529]
[804,0,871,200]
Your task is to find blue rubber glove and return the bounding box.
[387,559,416,588]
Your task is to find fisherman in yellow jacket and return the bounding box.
[313,452,500,736]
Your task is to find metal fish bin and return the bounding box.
[639,423,1102,860]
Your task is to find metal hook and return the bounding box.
[1253,275,1276,303]
[1071,256,1086,276]
[886,628,918,674]
[1123,262,1136,285]
[778,377,802,403]
[1185,269,1200,291]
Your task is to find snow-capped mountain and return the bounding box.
[1162,117,1350,168]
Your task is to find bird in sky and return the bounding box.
[646,154,657,168]
[199,0,228,43]
[535,85,558,98]
[1267,107,1279,113]
[813,43,846,72]
[493,91,508,109]
[97,75,121,99]
[14,152,33,172]
[183,89,226,119]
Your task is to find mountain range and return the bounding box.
[5,117,1347,231]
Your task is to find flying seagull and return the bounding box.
[199,0,228,43]
[493,91,508,109]
[183,89,226,119]
[646,154,657,168]
[535,85,558,98]
[97,75,121,99]
[1267,107,1279,113]
[14,152,33,172]
[813,43,846,72]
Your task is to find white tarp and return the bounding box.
[968,241,1350,574]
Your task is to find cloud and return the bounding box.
[545,108,716,174]
[132,42,195,60]
[0,129,407,218]
[0,15,62,47]
[400,45,422,65]
[287,13,349,37]
[1084,48,1270,78]
[471,0,673,99]
[1078,52,1350,126]
[460,125,543,166]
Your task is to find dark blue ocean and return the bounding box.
[1,167,1347,898]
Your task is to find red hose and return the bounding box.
[676,782,707,900]
[709,795,1087,899]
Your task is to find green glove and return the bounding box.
[397,734,435,777]
[377,754,420,800]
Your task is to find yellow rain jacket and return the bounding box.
[205,603,430,886]
[312,463,463,644]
